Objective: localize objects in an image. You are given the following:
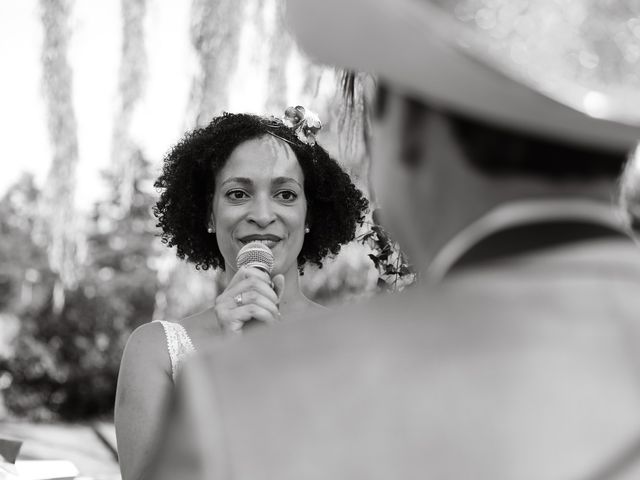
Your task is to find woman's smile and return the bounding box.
[237,234,283,249]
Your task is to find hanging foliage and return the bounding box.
[358,210,417,293]
[263,0,292,113]
[111,0,148,214]
[37,0,81,295]
[187,0,247,125]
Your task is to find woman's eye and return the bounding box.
[226,190,248,200]
[276,190,298,202]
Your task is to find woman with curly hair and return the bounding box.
[114,108,368,480]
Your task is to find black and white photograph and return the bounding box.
[1,1,640,479]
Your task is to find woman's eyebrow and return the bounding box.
[221,177,252,187]
[272,177,302,188]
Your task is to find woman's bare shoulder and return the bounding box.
[120,321,171,375]
[115,322,175,480]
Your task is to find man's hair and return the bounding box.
[374,82,628,180]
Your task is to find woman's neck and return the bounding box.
[276,266,314,316]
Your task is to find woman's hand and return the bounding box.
[214,267,284,333]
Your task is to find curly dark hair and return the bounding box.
[153,112,369,271]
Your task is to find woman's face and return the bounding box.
[211,135,307,276]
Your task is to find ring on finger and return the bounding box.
[234,293,243,307]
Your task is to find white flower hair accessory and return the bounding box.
[283,106,322,146]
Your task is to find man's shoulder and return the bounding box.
[184,236,640,480]
[206,287,445,362]
[196,282,515,383]
[207,235,640,370]
[185,277,640,480]
[197,234,640,384]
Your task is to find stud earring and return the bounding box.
[304,226,310,234]
[207,226,215,233]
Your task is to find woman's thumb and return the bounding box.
[272,274,285,302]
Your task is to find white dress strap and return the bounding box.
[155,320,196,382]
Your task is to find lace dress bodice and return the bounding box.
[155,320,196,382]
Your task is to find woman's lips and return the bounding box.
[238,237,281,249]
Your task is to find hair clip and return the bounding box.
[282,106,322,146]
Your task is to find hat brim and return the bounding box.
[287,0,640,152]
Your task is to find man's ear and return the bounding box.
[399,96,432,169]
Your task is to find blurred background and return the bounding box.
[0,1,415,478]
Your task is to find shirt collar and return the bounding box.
[425,198,629,283]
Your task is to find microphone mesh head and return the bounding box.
[236,241,275,273]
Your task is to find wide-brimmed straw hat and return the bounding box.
[287,0,640,152]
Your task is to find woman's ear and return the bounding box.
[206,195,216,233]
[304,211,311,234]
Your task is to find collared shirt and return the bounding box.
[426,197,631,283]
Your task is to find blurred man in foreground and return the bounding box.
[183,0,640,478]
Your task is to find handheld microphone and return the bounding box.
[235,242,276,330]
[236,241,275,274]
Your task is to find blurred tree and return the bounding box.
[262,0,292,113]
[0,155,159,420]
[152,259,219,322]
[111,0,148,214]
[0,175,53,317]
[187,0,247,126]
[36,0,81,300]
[580,1,640,87]
[0,175,54,419]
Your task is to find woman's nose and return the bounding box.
[247,197,276,227]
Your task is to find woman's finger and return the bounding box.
[225,266,271,290]
[230,304,279,326]
[226,318,245,333]
[215,291,280,333]
[235,290,280,318]
[224,276,279,305]
[272,274,285,302]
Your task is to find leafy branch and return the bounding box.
[357,210,417,292]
